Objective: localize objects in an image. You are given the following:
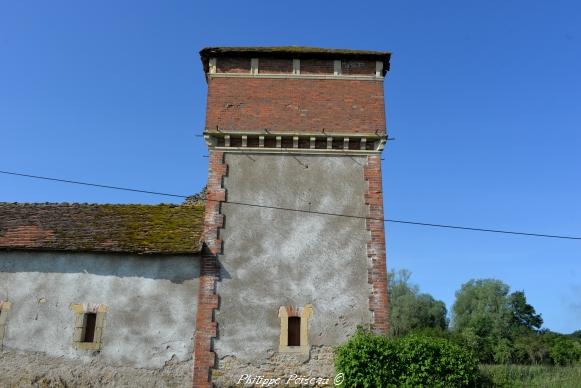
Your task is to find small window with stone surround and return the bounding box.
[0,300,11,350]
[278,304,313,354]
[70,303,107,350]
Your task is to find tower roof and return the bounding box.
[200,46,391,75]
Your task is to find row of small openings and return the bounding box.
[215,135,377,151]
[209,58,383,77]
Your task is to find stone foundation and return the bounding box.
[212,346,335,387]
[0,349,192,387]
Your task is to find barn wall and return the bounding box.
[0,251,199,386]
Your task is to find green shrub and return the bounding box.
[550,338,580,366]
[335,329,479,387]
[334,329,403,387]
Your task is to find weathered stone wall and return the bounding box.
[213,346,336,387]
[0,349,192,387]
[214,153,371,383]
[0,251,199,384]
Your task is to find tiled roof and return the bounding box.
[0,203,204,254]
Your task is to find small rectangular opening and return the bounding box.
[298,138,309,149]
[230,137,242,147]
[264,137,276,148]
[332,139,344,149]
[281,137,293,148]
[247,137,259,148]
[288,317,301,346]
[315,138,327,149]
[82,313,97,343]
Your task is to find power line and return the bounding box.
[1,169,580,241]
[222,200,581,240]
[0,170,186,199]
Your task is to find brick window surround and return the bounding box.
[70,303,108,350]
[278,304,313,354]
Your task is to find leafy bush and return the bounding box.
[334,329,402,387]
[550,337,580,366]
[397,334,479,387]
[335,329,479,387]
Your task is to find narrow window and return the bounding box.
[82,313,97,343]
[288,316,301,346]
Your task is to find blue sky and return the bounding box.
[1,1,579,333]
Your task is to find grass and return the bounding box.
[479,364,581,387]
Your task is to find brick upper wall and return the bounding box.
[205,77,386,134]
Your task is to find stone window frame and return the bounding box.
[70,303,108,350]
[278,304,313,354]
[0,300,12,350]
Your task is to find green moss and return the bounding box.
[48,204,205,254]
[99,204,204,253]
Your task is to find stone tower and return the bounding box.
[195,46,391,387]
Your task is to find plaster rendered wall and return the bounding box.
[0,251,199,373]
[216,154,371,363]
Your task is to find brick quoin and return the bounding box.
[193,150,226,388]
[365,155,390,334]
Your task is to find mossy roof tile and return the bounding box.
[0,203,204,254]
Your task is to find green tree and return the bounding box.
[452,279,512,338]
[568,330,581,339]
[451,279,546,363]
[389,269,448,337]
[509,291,543,331]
